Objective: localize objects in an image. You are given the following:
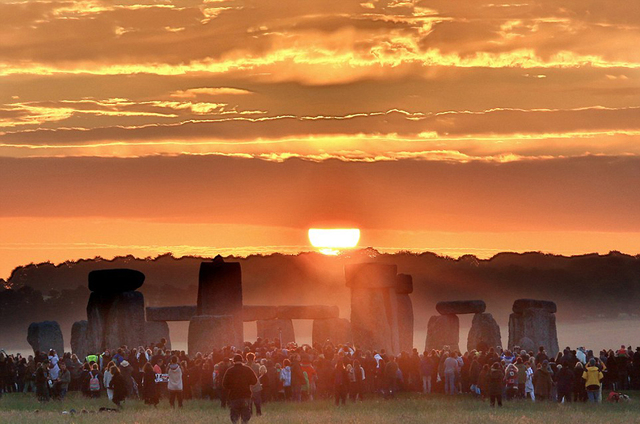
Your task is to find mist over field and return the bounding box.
[2,249,639,354]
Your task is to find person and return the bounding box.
[88,364,102,398]
[524,361,535,400]
[488,362,503,407]
[333,359,348,406]
[533,361,553,401]
[103,361,115,401]
[251,365,265,416]
[504,363,518,400]
[23,356,36,393]
[478,364,490,399]
[222,354,258,424]
[280,359,292,400]
[55,362,71,400]
[109,365,127,408]
[35,361,50,402]
[443,352,458,395]
[120,360,135,399]
[167,356,184,408]
[142,362,159,406]
[556,362,574,403]
[583,358,604,403]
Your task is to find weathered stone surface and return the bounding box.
[467,313,501,352]
[395,274,413,294]
[88,269,144,293]
[145,321,171,350]
[512,299,557,314]
[243,305,278,321]
[425,314,460,352]
[508,309,559,357]
[312,318,352,345]
[345,263,398,288]
[436,300,486,315]
[397,293,414,353]
[188,315,239,355]
[146,306,197,322]
[70,320,88,360]
[85,291,111,354]
[517,337,536,353]
[197,259,244,347]
[257,319,295,345]
[276,305,339,320]
[27,321,64,355]
[104,291,146,350]
[350,286,394,353]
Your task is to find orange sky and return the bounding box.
[1,0,640,278]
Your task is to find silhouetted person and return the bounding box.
[222,354,258,424]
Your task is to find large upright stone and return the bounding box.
[467,313,501,352]
[197,258,244,348]
[436,300,486,315]
[312,318,352,345]
[425,315,459,352]
[145,321,171,350]
[346,263,399,354]
[70,320,88,360]
[86,290,146,352]
[395,274,414,353]
[104,291,146,350]
[188,315,237,355]
[508,308,559,357]
[257,319,295,345]
[27,321,64,355]
[88,269,144,293]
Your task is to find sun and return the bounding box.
[308,228,361,255]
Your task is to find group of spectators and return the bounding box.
[1,338,638,411]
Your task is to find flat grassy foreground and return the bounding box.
[1,393,639,424]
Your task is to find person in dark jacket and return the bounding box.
[488,362,504,407]
[333,359,349,406]
[142,362,158,406]
[109,365,127,408]
[556,362,574,403]
[533,362,553,401]
[222,354,258,424]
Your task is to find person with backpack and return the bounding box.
[89,364,102,398]
[504,363,519,400]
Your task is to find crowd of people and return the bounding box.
[1,339,639,418]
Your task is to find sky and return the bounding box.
[1,0,640,278]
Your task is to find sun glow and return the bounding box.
[308,228,361,255]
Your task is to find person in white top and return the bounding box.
[524,361,535,400]
[167,356,184,408]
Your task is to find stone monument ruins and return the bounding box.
[508,299,559,356]
[344,263,415,355]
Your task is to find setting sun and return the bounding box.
[308,228,361,255]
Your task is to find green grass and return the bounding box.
[1,392,639,424]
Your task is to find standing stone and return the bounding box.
[467,313,501,352]
[188,315,237,355]
[145,321,171,350]
[425,315,459,352]
[70,320,88,360]
[345,263,399,354]
[312,318,352,345]
[104,291,146,350]
[508,308,559,357]
[395,274,414,353]
[27,321,64,355]
[197,257,244,348]
[257,319,295,345]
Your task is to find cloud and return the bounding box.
[169,87,252,98]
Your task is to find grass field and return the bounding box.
[1,392,638,424]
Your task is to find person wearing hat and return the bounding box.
[223,354,258,424]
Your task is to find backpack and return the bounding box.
[89,373,100,391]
